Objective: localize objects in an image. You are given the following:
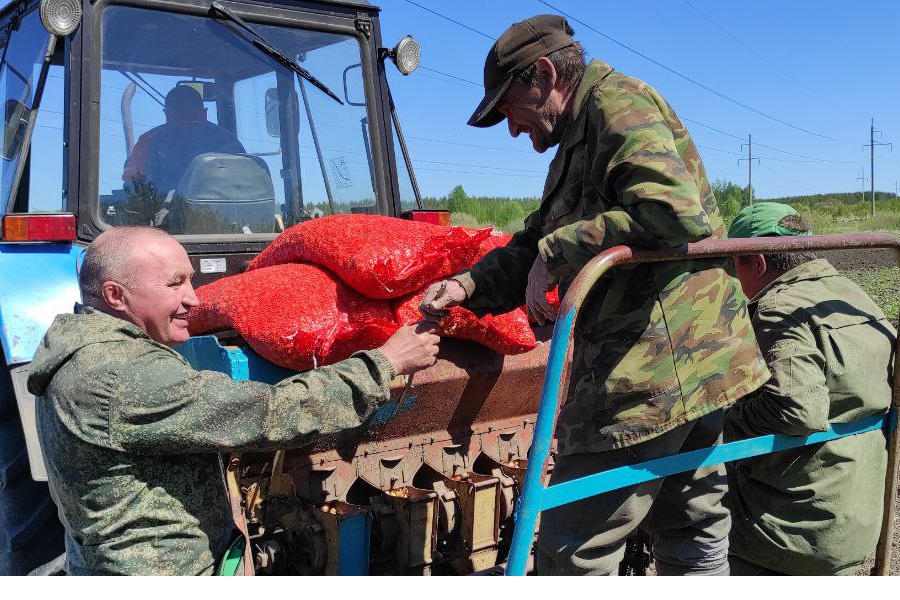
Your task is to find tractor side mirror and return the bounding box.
[342,64,365,107]
[3,99,30,161]
[265,88,280,137]
[264,87,301,138]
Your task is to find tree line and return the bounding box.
[422,183,900,234]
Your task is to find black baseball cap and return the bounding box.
[468,14,576,128]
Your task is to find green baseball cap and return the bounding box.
[727,202,812,239]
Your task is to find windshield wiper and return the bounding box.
[209,2,343,105]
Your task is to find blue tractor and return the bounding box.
[0,0,427,574]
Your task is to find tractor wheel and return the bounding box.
[0,358,64,575]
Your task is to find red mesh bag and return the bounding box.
[474,231,513,261]
[189,264,398,371]
[246,215,492,299]
[393,288,536,355]
[546,287,560,313]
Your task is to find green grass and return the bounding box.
[842,266,900,322]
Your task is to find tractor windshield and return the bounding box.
[0,6,52,214]
[97,4,377,237]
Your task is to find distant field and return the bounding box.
[820,245,900,321]
[433,184,900,321]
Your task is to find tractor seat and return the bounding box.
[172,152,277,234]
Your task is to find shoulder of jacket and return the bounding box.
[72,335,183,379]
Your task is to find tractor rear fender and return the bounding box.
[0,242,82,481]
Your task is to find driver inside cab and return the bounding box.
[122,85,245,197]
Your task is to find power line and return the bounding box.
[414,165,544,178]
[679,0,825,102]
[417,72,482,90]
[681,116,746,141]
[419,62,855,164]
[754,141,856,164]
[696,144,743,156]
[757,156,853,164]
[686,117,855,163]
[412,156,545,174]
[419,65,481,87]
[402,0,495,40]
[403,2,852,158]
[406,134,535,154]
[537,0,836,141]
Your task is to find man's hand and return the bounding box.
[419,279,467,322]
[378,321,441,376]
[525,257,559,326]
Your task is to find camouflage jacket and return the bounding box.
[27,306,394,575]
[455,60,769,454]
[725,259,894,574]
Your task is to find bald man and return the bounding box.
[28,226,440,575]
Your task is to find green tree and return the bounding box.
[711,179,743,218]
[742,185,755,207]
[722,191,741,218]
[446,185,468,214]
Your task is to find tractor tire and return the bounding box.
[0,359,64,575]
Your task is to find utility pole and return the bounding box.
[857,168,867,203]
[738,134,758,205]
[862,118,892,218]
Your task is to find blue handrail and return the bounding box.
[505,302,897,575]
[504,236,900,576]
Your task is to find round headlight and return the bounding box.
[40,0,82,36]
[392,35,420,76]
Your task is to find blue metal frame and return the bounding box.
[336,508,371,576]
[0,243,82,365]
[176,335,419,428]
[506,300,898,575]
[504,238,900,576]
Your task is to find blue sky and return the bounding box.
[11,0,900,206]
[379,0,900,200]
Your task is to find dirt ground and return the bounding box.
[819,247,898,272]
[859,492,900,575]
[820,247,900,321]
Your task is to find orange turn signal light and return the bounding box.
[401,210,451,227]
[2,213,77,242]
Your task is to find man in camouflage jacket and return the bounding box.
[421,15,769,575]
[28,226,440,575]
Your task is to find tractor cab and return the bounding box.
[1,0,422,282]
[0,0,429,575]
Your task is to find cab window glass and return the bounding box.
[0,8,51,212]
[97,5,377,237]
[27,63,64,212]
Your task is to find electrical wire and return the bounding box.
[402,2,854,160]
[414,165,544,178]
[536,0,836,141]
[681,116,746,142]
[419,65,481,87]
[697,144,743,156]
[406,134,535,154]
[412,156,545,174]
[402,0,495,40]
[679,0,830,105]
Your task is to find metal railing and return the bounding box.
[504,233,900,576]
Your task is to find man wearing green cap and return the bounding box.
[726,203,893,575]
[421,15,770,575]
